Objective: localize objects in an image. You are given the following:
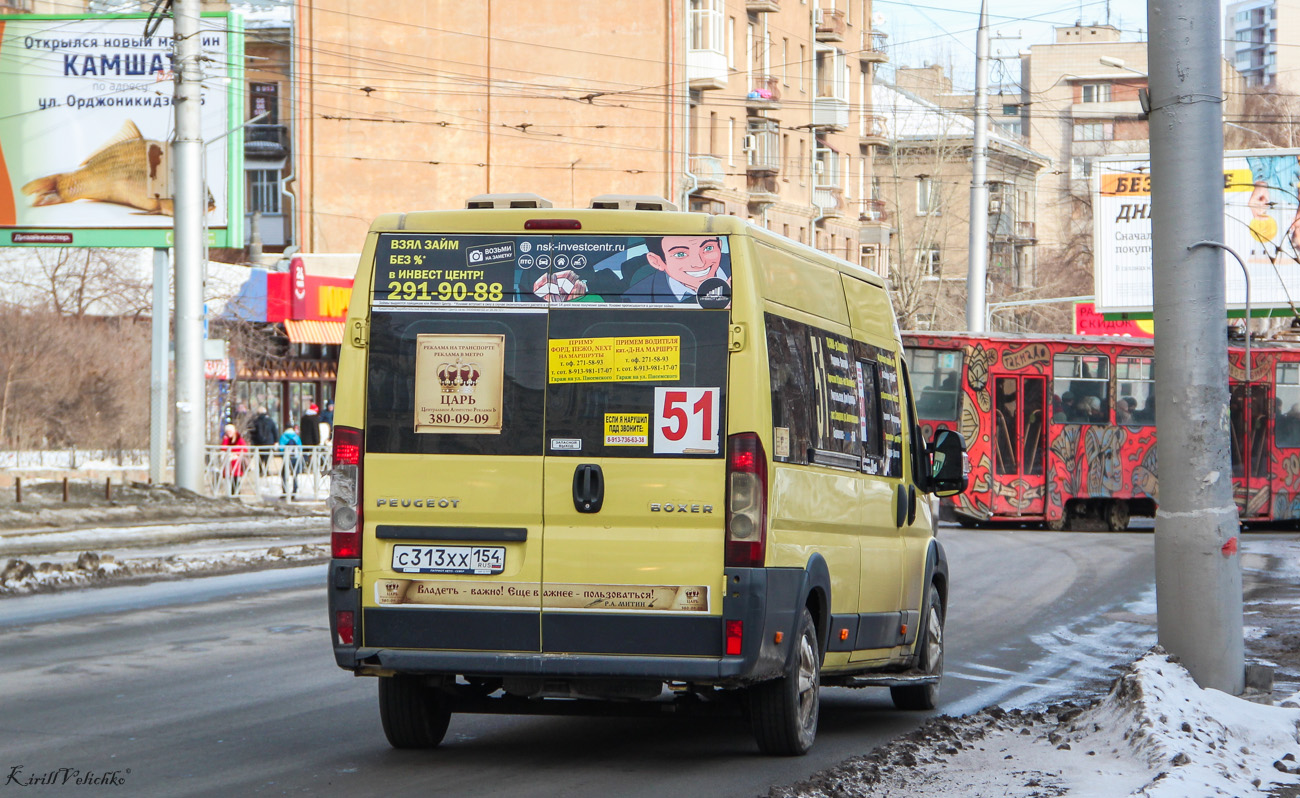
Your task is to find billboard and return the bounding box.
[0,14,244,247]
[1094,149,1300,316]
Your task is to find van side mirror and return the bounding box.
[928,428,968,497]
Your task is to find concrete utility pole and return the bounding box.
[172,0,206,491]
[149,248,169,485]
[965,0,990,331]
[1147,0,1245,692]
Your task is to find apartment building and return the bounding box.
[1020,24,1245,268]
[293,0,890,270]
[872,81,1047,330]
[1224,0,1300,89]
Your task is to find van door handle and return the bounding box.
[572,464,604,514]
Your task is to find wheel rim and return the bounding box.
[924,604,943,673]
[796,632,818,730]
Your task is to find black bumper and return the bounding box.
[328,561,804,686]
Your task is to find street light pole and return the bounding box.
[965,0,990,331]
[1147,0,1245,692]
[172,0,206,491]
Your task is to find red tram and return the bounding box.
[901,332,1300,529]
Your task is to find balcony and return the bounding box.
[747,174,780,205]
[814,187,846,219]
[688,6,728,90]
[746,118,781,173]
[859,113,887,145]
[746,75,782,110]
[815,8,847,42]
[689,154,726,190]
[746,0,779,11]
[245,124,289,160]
[859,198,889,223]
[813,97,850,130]
[1014,220,1037,241]
[860,30,888,63]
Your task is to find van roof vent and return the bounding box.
[466,193,554,209]
[589,194,679,212]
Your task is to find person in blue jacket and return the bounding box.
[277,424,304,499]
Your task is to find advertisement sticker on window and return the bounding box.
[413,334,505,434]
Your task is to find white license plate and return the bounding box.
[391,545,505,575]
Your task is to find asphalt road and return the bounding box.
[0,526,1160,798]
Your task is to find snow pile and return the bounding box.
[0,544,329,596]
[772,649,1300,798]
[1058,650,1300,797]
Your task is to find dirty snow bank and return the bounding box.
[0,544,329,596]
[771,649,1300,798]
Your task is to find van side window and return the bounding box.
[767,314,815,465]
[767,312,895,474]
[877,353,904,477]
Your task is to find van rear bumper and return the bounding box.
[332,564,803,685]
[352,648,751,682]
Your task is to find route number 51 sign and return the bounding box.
[654,387,719,454]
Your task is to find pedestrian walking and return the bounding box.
[219,423,249,496]
[300,403,322,447]
[277,424,304,499]
[249,406,279,473]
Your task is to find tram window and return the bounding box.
[906,348,963,421]
[1052,354,1110,424]
[1276,362,1300,448]
[1116,356,1154,426]
[994,377,1019,473]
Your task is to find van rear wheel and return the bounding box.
[378,675,451,749]
[748,607,820,756]
[891,583,944,711]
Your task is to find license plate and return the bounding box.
[391,545,505,575]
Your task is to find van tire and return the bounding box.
[748,607,820,756]
[378,675,451,749]
[891,583,944,711]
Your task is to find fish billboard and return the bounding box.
[0,14,243,247]
[1094,150,1300,316]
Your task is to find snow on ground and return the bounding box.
[772,650,1300,798]
[0,541,329,596]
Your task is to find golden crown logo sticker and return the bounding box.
[415,335,505,435]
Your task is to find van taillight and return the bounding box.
[725,432,768,568]
[330,426,363,559]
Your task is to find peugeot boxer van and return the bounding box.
[327,194,966,755]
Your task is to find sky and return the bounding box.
[877,0,1222,91]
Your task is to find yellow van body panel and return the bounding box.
[332,207,944,689]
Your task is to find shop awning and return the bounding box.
[284,319,345,345]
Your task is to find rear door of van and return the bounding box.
[361,233,549,654]
[538,234,731,658]
[359,232,731,659]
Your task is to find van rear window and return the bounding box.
[374,234,732,309]
[365,306,730,459]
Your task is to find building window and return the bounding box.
[1080,83,1111,103]
[690,0,724,54]
[782,38,790,85]
[248,169,281,214]
[860,244,879,272]
[814,45,848,101]
[1070,158,1093,180]
[1072,122,1113,141]
[916,176,939,215]
[917,244,941,278]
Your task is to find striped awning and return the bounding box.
[284,319,345,345]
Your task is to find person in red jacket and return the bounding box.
[220,423,249,495]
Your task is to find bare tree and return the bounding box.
[0,248,150,319]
